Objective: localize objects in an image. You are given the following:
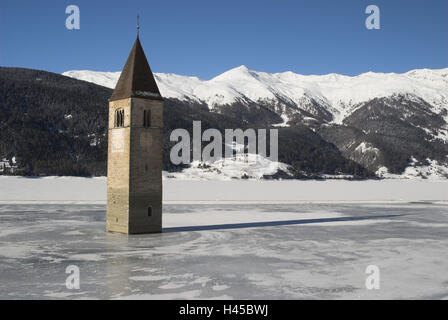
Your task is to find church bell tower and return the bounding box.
[106,34,163,234]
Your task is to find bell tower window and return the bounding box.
[143,109,151,127]
[115,109,124,127]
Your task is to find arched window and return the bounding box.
[143,109,151,127]
[115,109,124,127]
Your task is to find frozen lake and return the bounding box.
[1,202,448,299]
[1,176,448,203]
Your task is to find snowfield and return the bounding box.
[376,158,448,179]
[0,176,447,204]
[63,66,448,124]
[164,153,293,180]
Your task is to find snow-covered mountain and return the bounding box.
[62,66,448,179]
[63,66,448,125]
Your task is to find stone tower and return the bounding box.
[106,35,163,234]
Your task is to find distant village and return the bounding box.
[0,157,19,174]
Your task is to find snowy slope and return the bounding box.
[63,71,121,89]
[163,153,293,180]
[376,158,448,180]
[62,66,448,124]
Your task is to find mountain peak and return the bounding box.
[211,65,254,82]
[234,65,249,71]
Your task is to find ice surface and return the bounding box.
[1,176,447,204]
[0,202,448,299]
[0,177,448,299]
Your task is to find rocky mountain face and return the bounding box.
[64,66,448,178]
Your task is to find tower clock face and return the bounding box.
[111,128,125,153]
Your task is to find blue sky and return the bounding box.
[1,0,447,79]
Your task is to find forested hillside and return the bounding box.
[0,67,373,178]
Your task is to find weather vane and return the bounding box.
[137,14,140,37]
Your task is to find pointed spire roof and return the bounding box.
[110,36,162,101]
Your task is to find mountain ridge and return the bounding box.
[61,66,448,179]
[1,67,372,178]
[63,66,448,127]
[1,66,447,178]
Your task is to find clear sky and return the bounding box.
[1,0,447,79]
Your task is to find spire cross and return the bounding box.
[137,14,140,37]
